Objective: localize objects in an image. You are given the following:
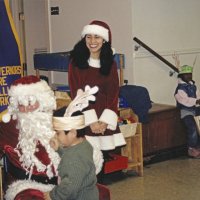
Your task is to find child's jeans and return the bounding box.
[182,115,199,148]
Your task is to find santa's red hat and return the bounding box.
[2,75,56,123]
[81,20,112,44]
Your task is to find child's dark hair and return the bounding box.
[177,73,195,84]
[177,74,184,79]
[70,37,114,76]
[53,106,86,138]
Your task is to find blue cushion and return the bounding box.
[34,52,124,71]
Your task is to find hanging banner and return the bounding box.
[0,0,24,121]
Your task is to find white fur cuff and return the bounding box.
[99,109,118,130]
[83,109,98,125]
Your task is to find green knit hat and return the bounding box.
[179,65,193,74]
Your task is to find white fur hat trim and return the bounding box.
[3,79,56,123]
[81,24,109,42]
[9,79,51,97]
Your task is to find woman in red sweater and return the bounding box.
[69,20,126,160]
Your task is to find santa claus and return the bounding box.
[1,75,103,200]
[2,75,60,199]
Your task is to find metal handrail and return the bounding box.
[133,37,178,73]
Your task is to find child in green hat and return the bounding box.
[174,65,200,158]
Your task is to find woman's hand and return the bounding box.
[43,192,51,200]
[90,122,107,135]
[90,122,100,134]
[98,121,108,134]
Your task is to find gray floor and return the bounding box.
[108,157,200,200]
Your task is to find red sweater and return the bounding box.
[68,61,120,136]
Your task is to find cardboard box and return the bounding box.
[118,107,138,122]
[55,91,71,109]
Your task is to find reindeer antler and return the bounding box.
[172,51,180,71]
[64,85,99,117]
[192,55,198,68]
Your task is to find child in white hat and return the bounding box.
[44,86,100,200]
[69,20,126,163]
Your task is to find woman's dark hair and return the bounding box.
[70,37,114,75]
[53,106,86,138]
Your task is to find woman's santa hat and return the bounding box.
[81,20,112,44]
[2,75,56,123]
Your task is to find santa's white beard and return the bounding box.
[15,111,60,179]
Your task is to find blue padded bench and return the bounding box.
[34,52,125,85]
[34,52,70,72]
